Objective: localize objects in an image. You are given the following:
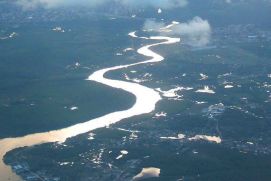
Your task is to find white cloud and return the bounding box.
[119,0,188,9]
[143,17,212,47]
[143,19,166,31]
[15,0,107,9]
[15,0,188,10]
[225,0,232,3]
[171,17,212,47]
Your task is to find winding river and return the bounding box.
[0,24,180,181]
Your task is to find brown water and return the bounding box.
[0,32,180,181]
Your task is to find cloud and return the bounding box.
[143,17,212,47]
[143,19,166,31]
[15,0,107,9]
[15,0,188,10]
[171,17,212,47]
[119,0,188,9]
